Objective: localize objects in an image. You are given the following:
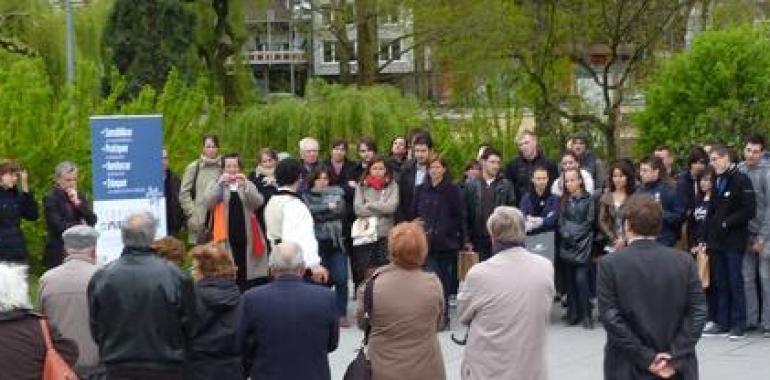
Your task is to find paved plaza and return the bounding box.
[329,304,770,380]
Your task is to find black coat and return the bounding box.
[598,239,707,380]
[411,178,465,253]
[708,165,756,252]
[247,171,278,231]
[396,159,423,223]
[88,246,197,371]
[0,186,38,262]
[165,169,185,236]
[558,193,595,264]
[239,276,338,380]
[464,176,517,242]
[185,278,242,380]
[504,150,559,202]
[43,186,97,268]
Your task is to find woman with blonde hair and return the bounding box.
[356,222,445,380]
[185,242,242,380]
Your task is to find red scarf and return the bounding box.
[364,175,389,190]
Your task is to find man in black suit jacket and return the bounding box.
[598,195,707,380]
[239,241,339,380]
[396,134,433,223]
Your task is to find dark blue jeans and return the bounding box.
[566,262,590,321]
[425,250,458,319]
[713,249,747,332]
[319,240,349,318]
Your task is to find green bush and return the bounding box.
[635,26,770,158]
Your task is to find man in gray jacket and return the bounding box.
[738,133,770,335]
[40,225,104,379]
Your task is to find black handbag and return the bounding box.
[343,274,379,380]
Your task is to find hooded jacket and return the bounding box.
[186,277,242,380]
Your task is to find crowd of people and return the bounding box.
[0,126,766,379]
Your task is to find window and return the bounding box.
[379,39,403,62]
[321,7,333,25]
[323,41,338,63]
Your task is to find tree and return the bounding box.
[103,0,196,98]
[418,0,697,159]
[635,26,770,156]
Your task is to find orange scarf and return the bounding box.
[210,203,266,257]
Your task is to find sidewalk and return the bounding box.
[329,306,770,379]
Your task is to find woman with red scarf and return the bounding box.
[353,157,399,289]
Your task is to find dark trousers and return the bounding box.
[424,250,458,320]
[352,238,389,290]
[713,249,747,332]
[107,368,182,380]
[319,240,349,317]
[566,262,590,321]
[472,237,493,262]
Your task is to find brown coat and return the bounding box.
[0,310,78,380]
[356,264,445,380]
[598,192,625,242]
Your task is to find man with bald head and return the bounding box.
[239,241,339,380]
[88,212,197,380]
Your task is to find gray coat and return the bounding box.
[354,181,399,239]
[201,178,265,279]
[738,161,770,239]
[39,256,101,377]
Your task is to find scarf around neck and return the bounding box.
[364,175,389,190]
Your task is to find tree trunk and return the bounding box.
[212,0,238,107]
[331,0,352,84]
[355,0,378,86]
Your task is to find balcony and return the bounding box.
[246,50,307,65]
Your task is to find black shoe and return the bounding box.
[583,317,595,330]
[439,318,450,332]
[567,316,582,326]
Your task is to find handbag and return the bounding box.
[457,249,479,282]
[39,319,78,380]
[351,216,378,247]
[344,273,379,380]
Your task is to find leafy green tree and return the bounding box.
[103,0,196,98]
[635,26,770,156]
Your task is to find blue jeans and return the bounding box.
[320,241,349,317]
[713,249,747,332]
[425,250,458,319]
[566,262,590,321]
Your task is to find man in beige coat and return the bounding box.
[458,206,554,380]
[40,225,104,379]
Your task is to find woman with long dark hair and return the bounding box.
[558,168,595,329]
[598,161,636,254]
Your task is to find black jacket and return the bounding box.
[636,180,684,247]
[165,169,185,236]
[411,178,466,253]
[44,186,97,268]
[247,171,278,231]
[239,276,338,380]
[464,176,517,242]
[558,193,595,264]
[0,186,38,262]
[185,277,242,380]
[323,159,359,224]
[88,246,197,371]
[708,165,756,252]
[504,150,559,202]
[396,159,425,223]
[598,239,707,380]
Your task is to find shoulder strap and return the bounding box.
[39,318,54,350]
[191,160,201,201]
[363,272,380,345]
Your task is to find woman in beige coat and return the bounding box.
[202,153,264,291]
[356,222,445,380]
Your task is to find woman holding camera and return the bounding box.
[0,159,39,264]
[202,153,264,291]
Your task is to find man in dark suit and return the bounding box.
[396,134,433,223]
[598,195,707,380]
[239,241,339,380]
